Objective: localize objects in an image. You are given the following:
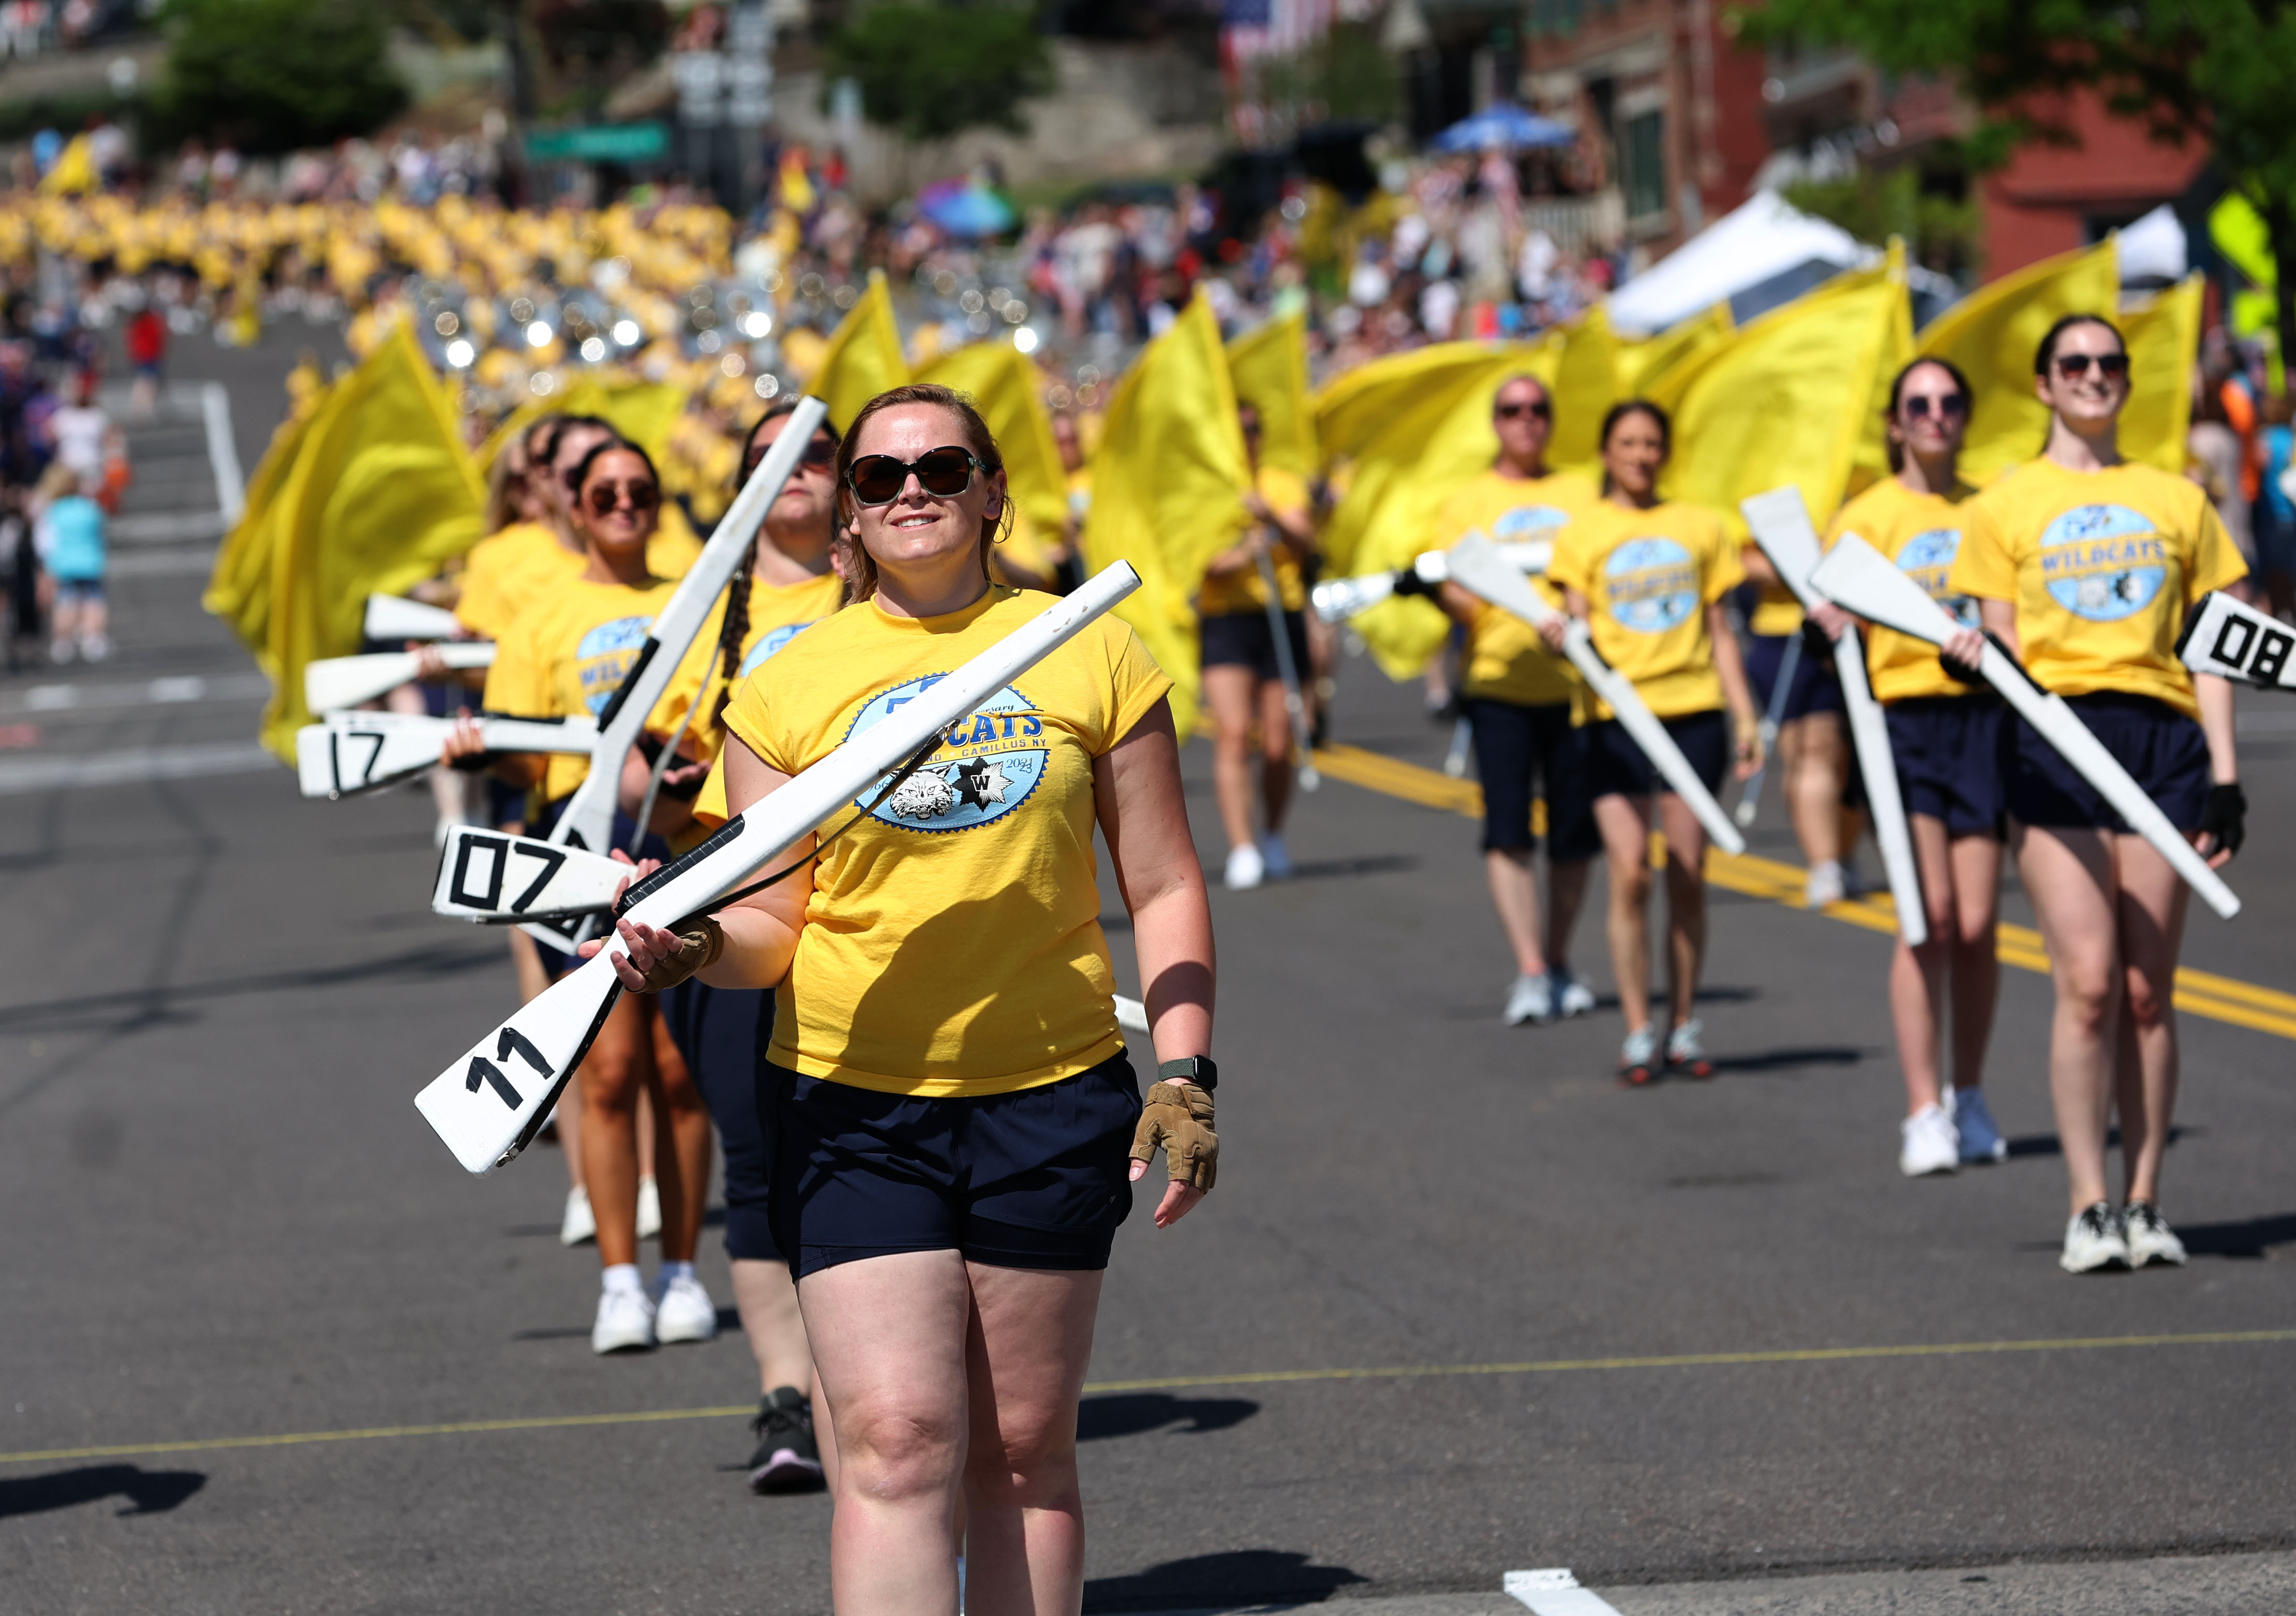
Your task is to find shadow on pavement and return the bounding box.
[2177,1212,2296,1258]
[1077,1392,1259,1442]
[1084,1548,1368,1611]
[0,1465,205,1518]
[1705,1045,1864,1074]
[2004,1125,2190,1160]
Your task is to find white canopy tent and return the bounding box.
[1606,191,1870,336]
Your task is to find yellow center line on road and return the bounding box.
[1311,744,2296,1042]
[7,1329,2289,1468]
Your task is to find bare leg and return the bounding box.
[1202,664,1259,852]
[2109,832,2190,1206]
[636,1085,657,1210]
[1946,832,2002,1092]
[1256,676,1293,834]
[1656,793,1709,1027]
[1889,813,1958,1116]
[2014,824,2123,1215]
[962,1265,1105,1616]
[1544,857,1592,976]
[642,1004,711,1265]
[1783,714,1847,867]
[510,931,584,1193]
[732,1258,815,1395]
[578,994,652,1268]
[1484,847,1546,978]
[1594,793,1653,1033]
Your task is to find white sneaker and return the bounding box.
[1949,1087,2007,1164]
[1899,1103,1960,1177]
[79,633,109,662]
[48,639,72,664]
[1804,859,1847,908]
[652,1272,720,1343]
[1258,832,1293,880]
[2123,1201,2188,1267]
[636,1175,662,1239]
[1619,1024,1660,1085]
[1503,973,1555,1026]
[2060,1202,2130,1273]
[1552,971,1596,1018]
[1664,1017,1713,1078]
[591,1284,657,1353]
[1224,843,1265,890]
[560,1184,597,1247]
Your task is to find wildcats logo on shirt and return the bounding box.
[573,615,654,715]
[1895,527,1978,627]
[1493,504,1572,537]
[845,674,1048,833]
[735,619,819,680]
[1602,537,1700,633]
[2038,504,2167,622]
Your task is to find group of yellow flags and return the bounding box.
[211,233,2198,762]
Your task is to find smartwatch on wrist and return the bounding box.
[1156,1056,1217,1092]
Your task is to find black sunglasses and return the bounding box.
[1901,393,1969,420]
[585,479,659,515]
[746,434,836,478]
[846,446,982,507]
[2054,351,2130,380]
[1495,399,1552,420]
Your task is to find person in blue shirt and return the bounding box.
[35,467,107,663]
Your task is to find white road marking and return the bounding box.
[0,740,277,794]
[0,673,267,717]
[109,548,220,577]
[200,381,246,526]
[1505,1569,1622,1616]
[109,510,228,544]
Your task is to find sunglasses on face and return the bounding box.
[845,446,982,507]
[1901,393,1969,420]
[746,435,836,479]
[2054,351,2130,380]
[1495,399,1552,421]
[585,479,660,515]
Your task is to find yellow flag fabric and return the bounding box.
[1079,294,1250,736]
[37,135,98,196]
[916,339,1066,582]
[479,377,687,468]
[206,322,489,760]
[1534,305,1623,477]
[1650,258,1903,535]
[814,270,911,432]
[204,383,332,685]
[1845,240,1920,499]
[1226,309,1317,479]
[1615,303,1734,396]
[1916,240,2119,487]
[1313,342,1537,678]
[2119,274,2204,476]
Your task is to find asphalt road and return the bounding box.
[5,333,2295,1615]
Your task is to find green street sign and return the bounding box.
[525,123,669,163]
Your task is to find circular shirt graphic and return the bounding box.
[1492,504,1572,539]
[573,615,653,715]
[1894,526,1977,626]
[2038,503,2166,622]
[1602,537,1700,634]
[844,674,1048,833]
[735,619,818,680]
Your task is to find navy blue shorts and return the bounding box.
[1746,631,1845,721]
[1886,696,2003,839]
[2004,691,2210,834]
[485,777,529,829]
[662,982,779,1262]
[1200,608,1309,684]
[1587,708,1728,800]
[770,1050,1141,1280]
[1463,696,1600,859]
[526,799,673,979]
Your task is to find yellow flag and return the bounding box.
[1845,240,1920,499]
[215,322,489,760]
[814,269,911,432]
[1535,305,1622,478]
[1226,309,1317,479]
[918,338,1067,582]
[204,383,332,684]
[1650,258,1903,532]
[1615,303,1733,396]
[1311,342,1537,677]
[1916,239,2119,486]
[38,135,97,196]
[2119,273,2204,476]
[479,377,688,468]
[1080,294,1250,737]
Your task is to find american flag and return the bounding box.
[1221,0,1334,64]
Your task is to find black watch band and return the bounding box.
[1156,1056,1217,1092]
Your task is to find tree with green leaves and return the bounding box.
[1739,0,2296,388]
[824,1,1054,144]
[154,0,408,154]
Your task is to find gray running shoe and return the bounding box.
[2123,1200,2188,1267]
[2060,1202,2130,1273]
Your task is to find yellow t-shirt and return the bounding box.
[482,574,677,802]
[1198,465,1311,615]
[1434,467,1602,708]
[1824,477,1981,704]
[1950,458,2248,720]
[1748,580,1806,637]
[651,570,844,763]
[1548,500,1745,719]
[721,586,1174,1098]
[457,519,702,639]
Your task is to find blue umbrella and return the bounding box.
[918,183,1017,238]
[1430,102,1576,153]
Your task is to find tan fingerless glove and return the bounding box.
[1130,1080,1216,1192]
[634,914,725,994]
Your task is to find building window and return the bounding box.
[1624,109,1666,221]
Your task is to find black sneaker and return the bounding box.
[747,1386,825,1493]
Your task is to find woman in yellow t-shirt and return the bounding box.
[1825,358,2007,1178]
[1947,314,2246,1276]
[442,437,721,1355]
[596,383,1216,1615]
[1197,401,1317,889]
[1545,400,1760,1085]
